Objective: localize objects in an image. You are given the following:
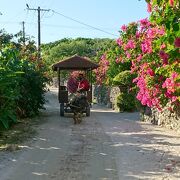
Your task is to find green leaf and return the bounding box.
[157,0,161,6]
[168,35,175,45]
[173,23,179,32]
[14,71,24,74]
[0,114,9,129]
[8,113,17,123]
[165,21,171,30]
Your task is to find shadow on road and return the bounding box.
[91,106,180,179]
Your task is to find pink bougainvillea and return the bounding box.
[174,37,180,48]
[121,24,127,31]
[125,40,136,49]
[159,50,169,65]
[147,3,152,13]
[139,18,151,30]
[169,0,174,7]
[95,54,110,84]
[96,0,179,111]
[141,39,152,54]
[116,38,123,46]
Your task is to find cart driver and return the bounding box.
[77,72,90,93]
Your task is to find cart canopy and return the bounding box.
[52,55,99,71]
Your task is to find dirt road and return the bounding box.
[0,89,180,180]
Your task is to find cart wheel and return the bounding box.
[86,106,90,117]
[60,103,64,116]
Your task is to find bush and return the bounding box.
[0,45,22,128]
[113,70,136,86]
[17,61,48,117]
[0,32,49,129]
[116,92,136,112]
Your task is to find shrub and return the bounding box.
[0,45,22,128]
[17,61,48,117]
[116,92,136,112]
[0,31,49,129]
[113,70,136,86]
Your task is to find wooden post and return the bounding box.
[58,68,60,103]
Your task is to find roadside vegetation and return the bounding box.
[0,30,49,149]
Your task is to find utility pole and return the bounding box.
[26,5,50,62]
[22,21,25,45]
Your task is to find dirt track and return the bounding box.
[0,88,180,180]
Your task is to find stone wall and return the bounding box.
[94,85,180,132]
[110,87,120,110]
[141,104,180,132]
[109,87,180,132]
[93,85,120,109]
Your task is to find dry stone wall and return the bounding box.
[108,86,180,132]
[141,104,180,132]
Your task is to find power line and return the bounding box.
[40,23,117,31]
[0,21,118,31]
[51,10,118,37]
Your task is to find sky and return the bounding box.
[0,0,149,44]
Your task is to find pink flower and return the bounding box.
[158,28,165,36]
[141,96,148,105]
[133,77,138,83]
[105,61,109,66]
[147,28,156,39]
[171,96,177,102]
[159,51,169,65]
[168,107,173,112]
[121,25,127,31]
[162,73,178,94]
[125,40,136,49]
[136,31,140,39]
[116,38,123,46]
[152,86,160,96]
[146,68,155,76]
[115,58,119,64]
[147,100,153,107]
[165,91,173,98]
[160,43,166,49]
[159,76,164,81]
[147,3,152,13]
[174,37,180,48]
[126,51,131,58]
[171,72,178,79]
[136,92,143,101]
[152,98,159,106]
[169,0,174,7]
[139,18,151,29]
[163,59,168,65]
[101,54,106,60]
[141,40,152,54]
[137,54,143,62]
[162,78,172,88]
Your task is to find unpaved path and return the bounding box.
[0,88,180,180]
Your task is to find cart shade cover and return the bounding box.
[52,55,99,71]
